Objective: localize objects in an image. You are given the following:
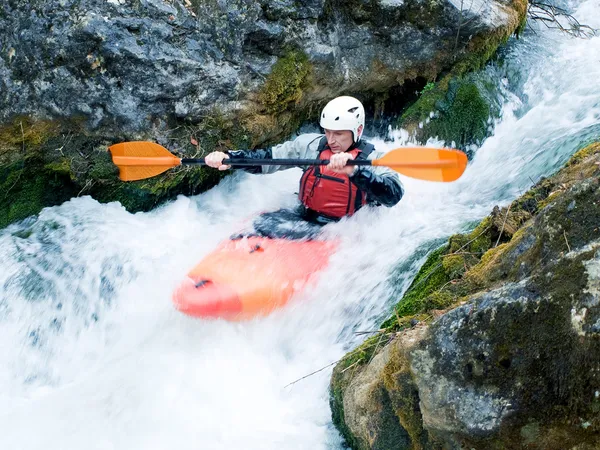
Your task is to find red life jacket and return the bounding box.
[298,137,374,220]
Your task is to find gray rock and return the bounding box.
[1,0,524,133]
[331,148,600,449]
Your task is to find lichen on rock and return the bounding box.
[0,0,530,228]
[330,140,600,449]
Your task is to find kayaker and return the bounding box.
[204,96,404,237]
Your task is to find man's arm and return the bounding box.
[223,133,323,174]
[349,152,404,207]
[225,148,272,173]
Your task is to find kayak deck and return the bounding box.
[172,236,336,320]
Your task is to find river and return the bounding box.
[1,1,599,448]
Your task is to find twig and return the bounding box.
[20,121,25,154]
[526,20,539,36]
[354,329,386,336]
[439,278,460,292]
[441,251,484,258]
[460,0,487,27]
[563,230,571,252]
[367,332,386,366]
[457,226,492,254]
[283,360,339,388]
[528,1,598,38]
[341,359,363,374]
[283,331,398,388]
[77,179,95,197]
[453,0,465,57]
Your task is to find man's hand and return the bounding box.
[327,152,356,175]
[205,151,231,170]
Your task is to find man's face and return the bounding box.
[324,129,354,153]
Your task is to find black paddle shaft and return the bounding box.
[180,158,373,167]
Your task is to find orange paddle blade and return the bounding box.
[373,147,468,182]
[108,141,182,181]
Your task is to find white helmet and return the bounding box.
[320,96,365,142]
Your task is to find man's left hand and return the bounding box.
[327,152,356,175]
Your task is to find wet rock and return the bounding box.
[1,0,527,134]
[331,142,600,449]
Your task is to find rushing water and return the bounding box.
[1,2,599,448]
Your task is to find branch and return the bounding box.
[528,0,598,38]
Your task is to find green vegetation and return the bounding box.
[331,138,600,450]
[399,0,529,147]
[400,76,495,149]
[258,50,312,115]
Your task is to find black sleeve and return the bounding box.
[349,167,404,207]
[225,149,273,173]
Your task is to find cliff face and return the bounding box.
[1,0,526,134]
[330,141,600,450]
[0,0,527,228]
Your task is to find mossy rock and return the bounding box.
[258,49,313,115]
[330,333,384,450]
[0,112,243,229]
[381,245,451,328]
[398,0,526,147]
[0,160,79,228]
[567,141,600,167]
[400,76,496,149]
[323,0,444,28]
[0,117,62,164]
[331,139,600,450]
[382,139,600,332]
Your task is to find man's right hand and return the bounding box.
[204,151,231,171]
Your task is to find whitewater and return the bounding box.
[1,1,599,448]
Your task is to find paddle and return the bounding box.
[108,141,468,182]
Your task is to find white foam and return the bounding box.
[1,2,600,448]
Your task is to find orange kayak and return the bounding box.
[172,236,336,321]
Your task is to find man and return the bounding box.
[205,96,404,238]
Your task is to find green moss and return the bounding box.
[419,82,435,94]
[400,81,446,127]
[382,345,426,449]
[380,214,507,330]
[44,158,75,180]
[0,159,79,228]
[463,242,509,289]
[88,153,119,181]
[381,245,451,328]
[512,178,554,214]
[468,216,494,252]
[258,50,312,115]
[429,81,491,147]
[401,77,493,148]
[338,334,383,373]
[330,334,383,450]
[0,118,60,160]
[324,0,444,28]
[0,110,255,230]
[452,31,510,75]
[330,380,360,450]
[567,142,600,166]
[185,108,253,152]
[442,254,467,279]
[398,0,526,147]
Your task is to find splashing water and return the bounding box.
[1,2,599,448]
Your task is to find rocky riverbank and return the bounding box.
[1,0,527,228]
[330,140,600,449]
